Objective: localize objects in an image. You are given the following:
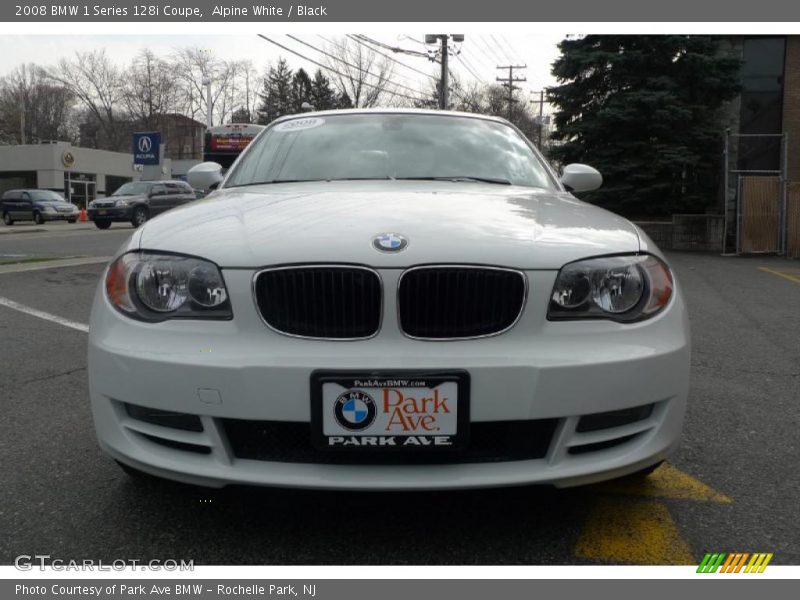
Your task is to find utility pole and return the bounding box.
[202,77,212,129]
[530,89,549,149]
[425,34,464,110]
[496,65,526,121]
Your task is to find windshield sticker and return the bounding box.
[274,117,325,132]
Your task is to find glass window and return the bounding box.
[28,190,67,202]
[738,37,786,171]
[226,113,557,190]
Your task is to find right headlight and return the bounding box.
[548,254,673,323]
[105,252,232,322]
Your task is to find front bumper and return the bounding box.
[42,211,78,221]
[88,267,691,490]
[88,206,132,221]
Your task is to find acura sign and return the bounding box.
[133,132,160,165]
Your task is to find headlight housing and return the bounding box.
[114,199,129,207]
[105,252,232,322]
[548,254,673,323]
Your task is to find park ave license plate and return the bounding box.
[311,371,469,451]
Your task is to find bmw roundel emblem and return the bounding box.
[333,390,377,431]
[372,232,408,253]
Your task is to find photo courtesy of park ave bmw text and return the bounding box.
[0,0,798,596]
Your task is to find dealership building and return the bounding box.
[0,142,142,208]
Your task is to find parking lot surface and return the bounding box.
[1,225,798,565]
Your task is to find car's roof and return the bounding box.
[2,189,62,195]
[269,108,511,126]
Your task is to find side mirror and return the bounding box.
[187,162,224,192]
[560,163,602,193]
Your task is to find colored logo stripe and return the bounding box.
[697,552,773,573]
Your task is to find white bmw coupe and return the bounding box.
[88,109,690,489]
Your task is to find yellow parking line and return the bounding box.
[574,464,732,564]
[575,497,694,564]
[759,266,800,284]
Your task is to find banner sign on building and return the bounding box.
[133,132,161,166]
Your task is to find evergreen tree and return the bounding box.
[256,58,293,124]
[290,68,313,113]
[230,106,251,123]
[549,35,741,217]
[309,69,337,111]
[337,91,354,110]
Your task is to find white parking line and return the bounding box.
[0,256,110,275]
[0,296,89,333]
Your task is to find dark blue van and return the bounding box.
[1,189,79,225]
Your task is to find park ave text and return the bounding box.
[16,584,317,596]
[14,4,329,19]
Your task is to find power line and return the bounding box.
[343,34,438,81]
[476,35,505,67]
[499,35,525,65]
[461,43,494,74]
[285,34,423,97]
[256,35,423,103]
[356,34,429,58]
[490,35,514,64]
[454,53,486,84]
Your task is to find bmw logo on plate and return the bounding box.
[372,232,408,253]
[334,390,377,431]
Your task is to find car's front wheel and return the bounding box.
[94,219,112,230]
[33,211,44,225]
[2,212,12,226]
[131,206,148,228]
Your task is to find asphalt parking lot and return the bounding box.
[1,223,798,565]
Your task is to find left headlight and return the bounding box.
[115,199,129,207]
[105,252,232,322]
[548,254,673,323]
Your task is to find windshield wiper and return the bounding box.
[396,176,512,185]
[229,177,395,188]
[227,179,327,187]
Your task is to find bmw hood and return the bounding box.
[136,180,641,270]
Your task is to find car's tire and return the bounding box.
[131,206,149,228]
[2,212,12,226]
[33,211,44,225]
[94,219,112,230]
[67,218,77,224]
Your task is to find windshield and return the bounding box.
[225,113,557,190]
[113,182,150,196]
[29,190,66,202]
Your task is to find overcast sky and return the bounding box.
[0,33,566,96]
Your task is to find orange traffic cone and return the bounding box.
[79,207,88,222]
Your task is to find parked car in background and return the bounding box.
[87,180,197,229]
[1,189,79,225]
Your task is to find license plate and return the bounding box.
[98,209,107,215]
[311,371,469,451]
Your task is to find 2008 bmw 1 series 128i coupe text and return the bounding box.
[88,109,690,490]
